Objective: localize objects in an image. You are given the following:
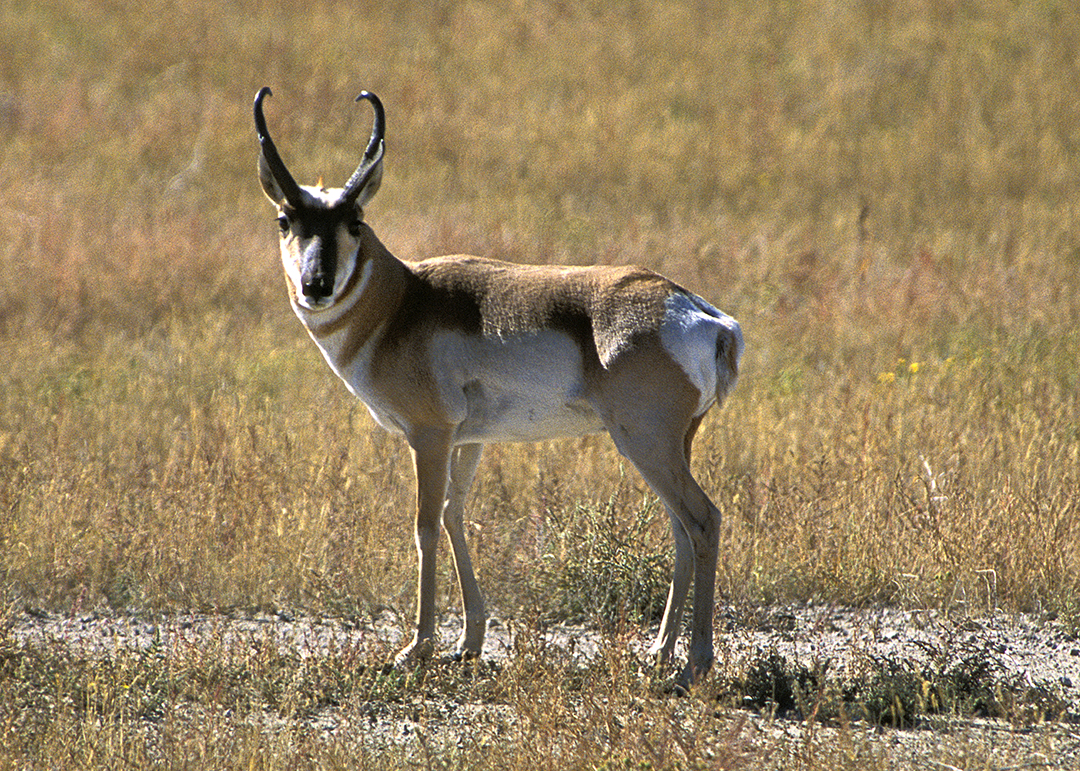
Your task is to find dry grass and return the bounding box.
[2,0,1080,767]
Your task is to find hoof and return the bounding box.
[449,646,481,663]
[394,637,436,668]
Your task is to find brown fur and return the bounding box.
[410,255,679,368]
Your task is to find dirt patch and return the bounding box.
[8,604,1080,768]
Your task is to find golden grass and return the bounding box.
[2,0,1080,766]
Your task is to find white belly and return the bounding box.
[430,329,606,443]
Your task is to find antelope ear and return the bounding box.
[353,148,383,209]
[258,152,287,206]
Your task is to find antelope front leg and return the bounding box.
[442,443,486,659]
[395,428,454,666]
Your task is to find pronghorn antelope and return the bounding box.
[254,87,743,684]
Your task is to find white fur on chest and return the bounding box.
[308,318,405,434]
[297,259,407,434]
[430,329,606,443]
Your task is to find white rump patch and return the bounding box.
[659,292,744,416]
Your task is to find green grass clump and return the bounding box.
[536,497,672,627]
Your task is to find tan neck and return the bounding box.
[299,224,408,364]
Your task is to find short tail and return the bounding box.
[714,318,743,405]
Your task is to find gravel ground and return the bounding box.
[9,604,1080,768]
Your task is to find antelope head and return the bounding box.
[254,87,386,310]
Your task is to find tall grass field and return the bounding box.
[1,0,1079,767]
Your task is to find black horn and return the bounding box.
[254,87,305,209]
[341,91,386,206]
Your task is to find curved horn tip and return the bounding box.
[253,87,274,138]
[355,91,385,117]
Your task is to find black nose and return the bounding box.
[301,274,333,299]
[300,236,336,300]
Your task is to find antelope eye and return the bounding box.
[277,215,290,234]
[346,218,362,238]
